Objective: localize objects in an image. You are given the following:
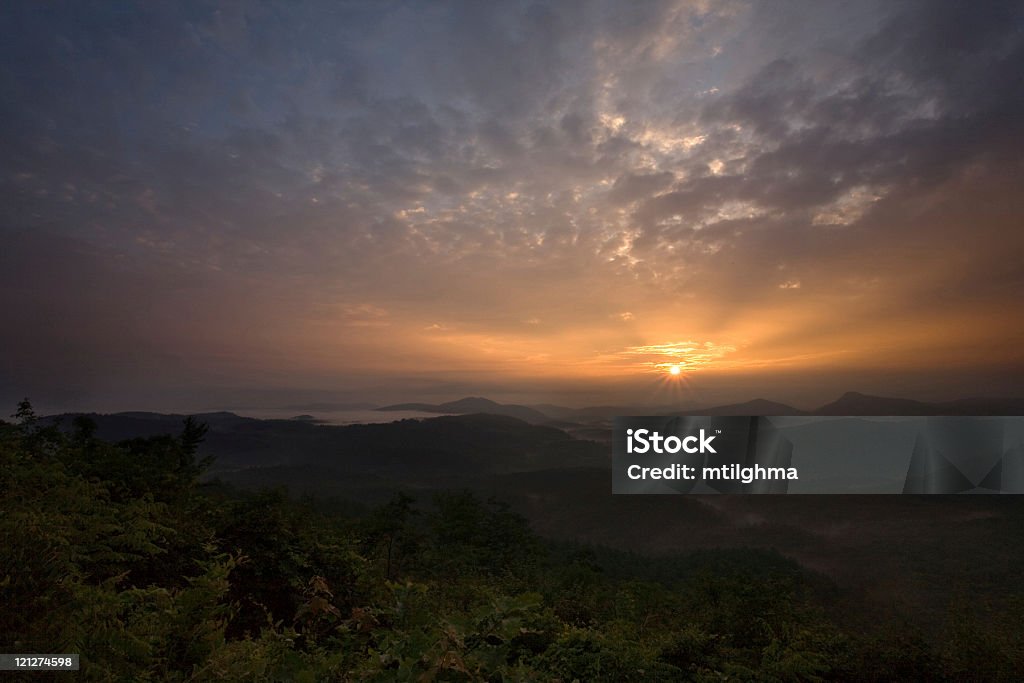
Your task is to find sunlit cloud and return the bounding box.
[812,186,888,226]
[339,304,389,327]
[618,341,739,373]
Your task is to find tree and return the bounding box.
[362,492,421,581]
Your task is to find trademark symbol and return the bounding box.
[716,429,722,434]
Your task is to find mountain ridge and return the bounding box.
[376,396,550,423]
[812,391,1024,416]
[315,391,1024,421]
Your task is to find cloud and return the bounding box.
[606,171,675,206]
[1,0,1023,406]
[339,304,390,328]
[610,340,740,373]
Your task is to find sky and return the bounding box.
[2,0,1023,413]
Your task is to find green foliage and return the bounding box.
[3,399,1023,681]
[538,628,679,681]
[359,492,421,581]
[427,491,541,575]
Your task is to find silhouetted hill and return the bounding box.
[377,397,550,424]
[283,401,377,411]
[814,392,933,415]
[528,402,704,422]
[813,391,1024,415]
[933,396,1024,415]
[685,398,805,416]
[374,402,437,411]
[538,392,1024,419]
[46,410,604,484]
[48,410,258,441]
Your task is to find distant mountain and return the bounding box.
[813,392,934,416]
[685,398,805,416]
[537,392,1024,419]
[283,401,378,411]
[938,396,1024,415]
[375,392,1024,423]
[813,391,1024,416]
[377,396,550,424]
[374,402,438,411]
[528,402,704,422]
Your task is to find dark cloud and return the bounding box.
[607,171,675,206]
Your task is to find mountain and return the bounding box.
[813,392,934,416]
[533,392,1024,420]
[283,401,378,411]
[376,396,550,424]
[932,396,1024,415]
[373,392,1024,422]
[813,392,1024,416]
[45,410,604,486]
[686,398,805,416]
[373,402,437,411]
[528,402,705,422]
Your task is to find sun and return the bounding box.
[668,365,682,376]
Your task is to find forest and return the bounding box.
[3,401,1023,681]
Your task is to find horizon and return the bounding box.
[25,388,1024,421]
[3,1,1024,413]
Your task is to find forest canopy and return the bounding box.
[2,401,1022,681]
